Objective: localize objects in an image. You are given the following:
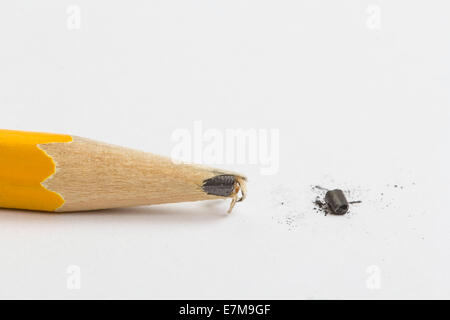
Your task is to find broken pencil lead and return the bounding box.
[325,189,349,215]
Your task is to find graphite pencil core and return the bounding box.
[202,174,247,213]
[202,175,236,197]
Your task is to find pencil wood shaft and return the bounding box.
[0,130,246,212]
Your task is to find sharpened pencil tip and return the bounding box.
[202,175,236,197]
[202,174,246,213]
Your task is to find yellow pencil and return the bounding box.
[0,129,247,213]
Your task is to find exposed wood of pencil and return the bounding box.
[40,137,246,212]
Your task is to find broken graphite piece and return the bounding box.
[325,189,349,215]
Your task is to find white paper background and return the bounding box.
[0,1,448,299]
